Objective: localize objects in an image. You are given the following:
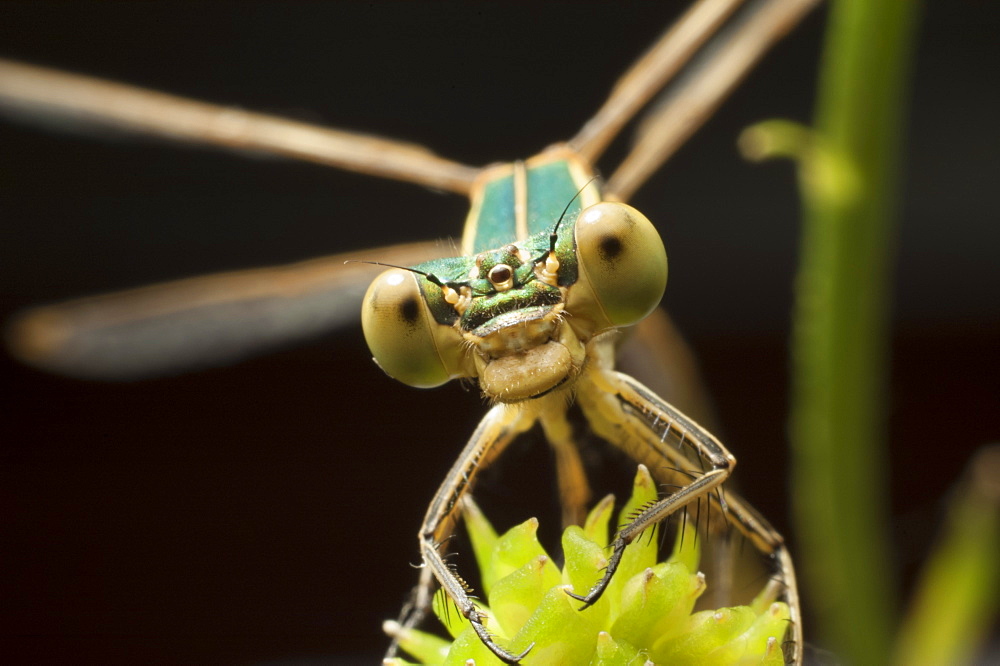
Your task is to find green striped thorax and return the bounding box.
[361,148,668,402]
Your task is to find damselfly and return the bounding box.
[1,3,820,660]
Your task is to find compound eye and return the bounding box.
[361,269,463,388]
[571,202,667,329]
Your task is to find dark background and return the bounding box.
[1,2,996,663]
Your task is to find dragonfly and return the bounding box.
[0,1,818,663]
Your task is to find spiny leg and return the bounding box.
[721,490,802,665]
[571,368,734,606]
[575,367,802,665]
[384,403,534,664]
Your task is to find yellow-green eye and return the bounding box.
[361,269,466,388]
[566,202,667,332]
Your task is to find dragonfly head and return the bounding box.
[361,202,667,402]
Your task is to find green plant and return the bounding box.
[386,466,791,666]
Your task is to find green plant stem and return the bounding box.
[789,1,920,664]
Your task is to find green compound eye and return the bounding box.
[566,202,668,333]
[361,268,466,388]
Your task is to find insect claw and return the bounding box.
[564,586,598,610]
[511,641,535,662]
[468,607,532,664]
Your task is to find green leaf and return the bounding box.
[892,446,1000,666]
[583,493,615,549]
[441,626,502,666]
[509,585,599,664]
[489,555,562,638]
[389,620,452,664]
[561,525,611,626]
[707,602,791,665]
[488,517,549,589]
[611,561,705,648]
[651,606,756,665]
[590,630,642,666]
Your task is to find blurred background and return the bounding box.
[1,2,996,663]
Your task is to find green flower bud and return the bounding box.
[391,465,789,665]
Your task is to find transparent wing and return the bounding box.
[564,0,819,201]
[0,59,479,194]
[605,0,819,200]
[6,240,446,379]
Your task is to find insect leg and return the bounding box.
[574,367,801,665]
[720,491,802,665]
[538,405,592,528]
[385,403,535,664]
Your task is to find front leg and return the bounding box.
[569,367,735,607]
[574,367,802,665]
[386,402,534,664]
